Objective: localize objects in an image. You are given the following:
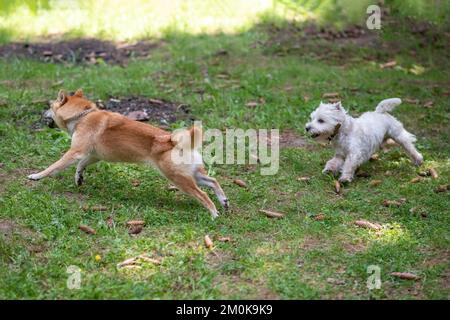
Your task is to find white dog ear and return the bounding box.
[333,101,342,110]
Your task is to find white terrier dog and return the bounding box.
[305,98,423,183]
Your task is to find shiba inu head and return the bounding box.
[44,89,96,131]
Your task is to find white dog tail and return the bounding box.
[375,98,402,113]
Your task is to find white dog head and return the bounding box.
[305,101,346,142]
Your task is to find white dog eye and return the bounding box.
[318,119,324,123]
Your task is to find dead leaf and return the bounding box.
[127,110,149,121]
[303,95,311,102]
[217,236,231,242]
[260,209,284,218]
[297,176,311,182]
[128,225,143,235]
[423,100,434,108]
[370,153,379,161]
[167,185,179,191]
[148,98,164,105]
[435,185,450,193]
[126,220,145,226]
[79,224,96,235]
[204,235,214,249]
[313,213,326,221]
[117,257,137,268]
[429,168,438,179]
[403,98,420,105]
[354,220,382,230]
[390,272,420,280]
[51,80,64,88]
[91,205,108,211]
[326,277,345,285]
[410,177,422,183]
[245,101,258,108]
[334,180,341,194]
[233,179,247,188]
[382,199,406,207]
[131,179,141,187]
[106,216,114,228]
[418,171,430,177]
[380,60,397,69]
[42,50,53,56]
[322,92,339,98]
[117,254,161,269]
[369,180,382,187]
[356,171,370,178]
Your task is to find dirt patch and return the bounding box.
[97,96,193,126]
[280,130,311,149]
[260,17,449,64]
[0,219,46,255]
[258,129,312,150]
[261,22,381,61]
[213,274,279,299]
[0,39,160,65]
[32,96,193,130]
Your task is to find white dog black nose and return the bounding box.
[305,126,311,132]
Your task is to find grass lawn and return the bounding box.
[0,13,449,299]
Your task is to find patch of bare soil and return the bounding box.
[262,23,381,61]
[0,39,160,65]
[258,129,312,150]
[279,129,311,149]
[32,96,193,130]
[96,96,193,126]
[0,219,46,254]
[261,17,450,64]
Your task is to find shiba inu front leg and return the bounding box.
[28,149,85,181]
[75,155,98,186]
[169,174,219,219]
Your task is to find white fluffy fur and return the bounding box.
[305,98,423,183]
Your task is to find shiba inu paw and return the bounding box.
[75,173,84,186]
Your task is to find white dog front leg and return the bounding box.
[339,154,366,183]
[323,156,345,175]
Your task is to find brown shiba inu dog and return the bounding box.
[28,89,228,219]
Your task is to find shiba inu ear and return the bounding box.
[57,90,68,104]
[74,89,83,97]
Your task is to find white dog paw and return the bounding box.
[323,168,338,176]
[338,175,353,184]
[27,173,41,181]
[413,154,424,166]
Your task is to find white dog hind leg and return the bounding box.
[390,129,423,166]
[323,155,345,175]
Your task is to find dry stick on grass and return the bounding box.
[79,224,96,235]
[233,179,247,188]
[260,209,285,218]
[334,180,341,194]
[354,220,382,230]
[390,272,420,280]
[429,168,438,179]
[204,235,214,249]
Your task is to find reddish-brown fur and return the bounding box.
[28,89,228,218]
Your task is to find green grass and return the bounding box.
[0,12,449,299]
